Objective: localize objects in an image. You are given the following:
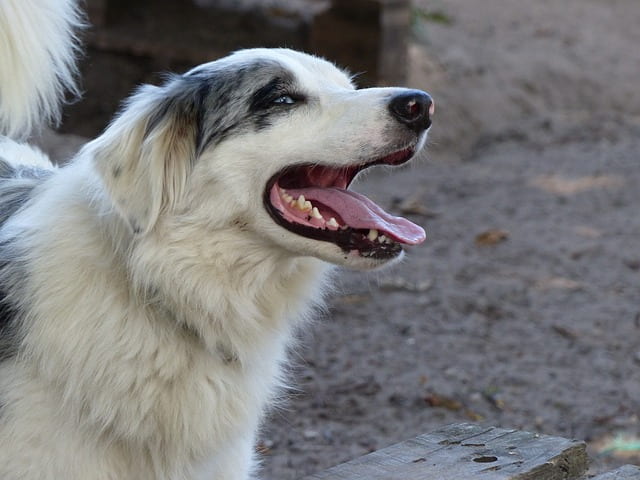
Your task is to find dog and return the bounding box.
[0,1,432,478]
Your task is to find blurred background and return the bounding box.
[40,0,640,478]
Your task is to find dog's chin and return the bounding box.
[261,225,406,270]
[336,248,406,271]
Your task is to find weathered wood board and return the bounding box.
[301,423,589,480]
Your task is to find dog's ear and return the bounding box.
[91,76,207,234]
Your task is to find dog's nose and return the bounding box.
[388,90,434,132]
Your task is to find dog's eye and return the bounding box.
[273,95,296,105]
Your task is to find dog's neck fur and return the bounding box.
[5,156,331,476]
[132,221,331,365]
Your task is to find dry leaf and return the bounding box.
[475,229,509,246]
[465,409,485,422]
[552,324,579,340]
[395,190,439,217]
[424,393,462,411]
[255,442,273,455]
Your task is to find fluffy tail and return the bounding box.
[0,0,84,139]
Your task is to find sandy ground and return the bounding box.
[38,0,640,477]
[258,0,640,477]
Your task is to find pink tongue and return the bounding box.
[287,187,426,245]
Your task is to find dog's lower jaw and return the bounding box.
[252,216,405,271]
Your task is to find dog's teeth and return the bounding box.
[295,195,312,212]
[281,189,294,203]
[311,207,323,219]
[327,217,339,229]
[367,229,379,241]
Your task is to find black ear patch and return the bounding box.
[152,60,304,157]
[143,76,212,159]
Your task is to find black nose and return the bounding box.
[388,90,434,133]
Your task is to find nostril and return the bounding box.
[389,90,433,132]
[405,98,422,119]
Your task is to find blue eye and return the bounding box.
[273,95,296,105]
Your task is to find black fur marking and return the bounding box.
[0,158,52,362]
[193,79,213,154]
[248,75,305,131]
[0,158,14,177]
[112,58,306,186]
[141,75,213,162]
[184,60,304,154]
[0,256,20,362]
[248,77,294,112]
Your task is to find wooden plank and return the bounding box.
[300,423,589,480]
[589,465,640,479]
[310,0,410,87]
[86,0,307,65]
[377,0,411,86]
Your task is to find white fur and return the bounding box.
[0,3,429,479]
[0,0,83,138]
[0,138,53,169]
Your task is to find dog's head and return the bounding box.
[91,48,433,270]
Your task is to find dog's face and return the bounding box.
[93,49,433,270]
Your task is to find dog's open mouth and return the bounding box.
[264,147,426,259]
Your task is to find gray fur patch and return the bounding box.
[0,241,24,362]
[142,59,305,158]
[0,158,52,361]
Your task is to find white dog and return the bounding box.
[0,1,432,478]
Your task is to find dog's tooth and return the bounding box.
[327,217,339,229]
[296,195,307,210]
[378,235,387,243]
[311,207,323,219]
[303,200,312,212]
[367,229,379,241]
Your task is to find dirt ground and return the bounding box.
[259,0,640,477]
[39,0,640,478]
